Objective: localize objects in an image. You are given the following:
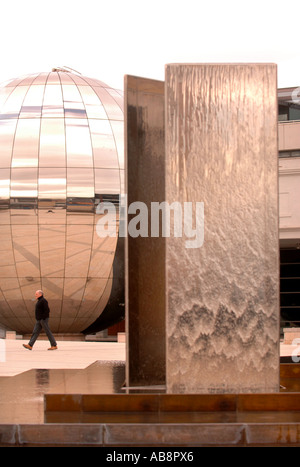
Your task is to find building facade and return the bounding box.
[278,86,300,328]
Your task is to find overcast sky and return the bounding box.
[0,0,299,90]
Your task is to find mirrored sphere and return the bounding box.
[0,69,124,334]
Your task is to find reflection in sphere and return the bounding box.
[0,69,124,334]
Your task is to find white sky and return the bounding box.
[0,0,299,90]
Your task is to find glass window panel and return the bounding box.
[46,72,61,84]
[95,168,120,195]
[62,277,85,302]
[289,107,300,121]
[38,168,66,199]
[0,119,17,167]
[39,118,66,167]
[67,168,94,198]
[68,74,89,86]
[110,120,124,169]
[65,224,93,278]
[58,72,74,84]
[12,119,40,167]
[10,168,38,224]
[11,224,40,278]
[32,73,49,85]
[42,84,64,117]
[19,74,39,86]
[89,119,119,168]
[79,278,108,315]
[0,169,10,224]
[0,85,29,119]
[60,278,85,327]
[38,204,66,225]
[19,84,44,118]
[0,169,10,200]
[105,88,124,111]
[90,118,111,134]
[78,86,108,119]
[65,118,93,167]
[93,87,123,120]
[39,225,66,277]
[0,280,22,311]
[38,167,66,217]
[38,176,66,224]
[67,170,94,219]
[62,84,86,118]
[0,226,15,276]
[0,208,10,225]
[11,168,38,198]
[83,77,109,87]
[89,235,118,278]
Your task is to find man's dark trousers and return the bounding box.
[28,318,57,347]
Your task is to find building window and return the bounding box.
[279,150,300,158]
[278,87,300,121]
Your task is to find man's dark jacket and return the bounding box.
[35,296,50,320]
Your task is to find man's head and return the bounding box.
[35,290,43,299]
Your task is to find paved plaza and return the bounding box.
[0,338,125,377]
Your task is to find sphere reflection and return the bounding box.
[0,69,124,334]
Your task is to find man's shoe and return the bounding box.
[23,344,32,350]
[48,346,58,350]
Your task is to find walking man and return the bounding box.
[23,290,57,351]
